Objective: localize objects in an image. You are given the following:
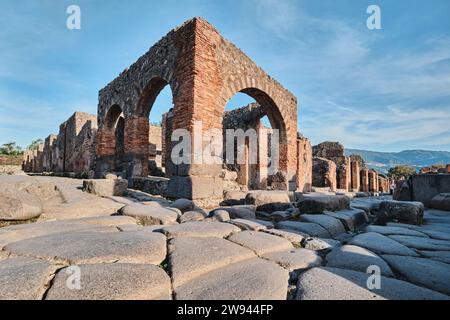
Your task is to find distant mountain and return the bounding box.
[344,149,450,173]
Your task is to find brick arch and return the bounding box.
[223,86,288,145]
[104,104,124,129]
[134,76,175,119]
[95,104,125,174]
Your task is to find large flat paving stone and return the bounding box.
[388,235,450,251]
[418,229,450,241]
[382,255,450,295]
[0,257,57,300]
[326,245,394,277]
[324,208,368,231]
[348,232,419,257]
[228,219,272,231]
[120,203,179,225]
[387,222,450,235]
[299,214,346,238]
[46,263,171,300]
[0,216,136,248]
[262,248,322,275]
[228,230,293,256]
[420,251,450,264]
[4,229,167,265]
[168,237,256,288]
[276,221,331,238]
[262,229,304,245]
[174,258,289,300]
[377,200,424,225]
[0,187,42,221]
[296,194,350,214]
[156,221,240,239]
[365,225,429,238]
[296,267,448,300]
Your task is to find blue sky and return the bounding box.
[1,0,449,151]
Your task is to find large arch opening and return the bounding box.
[136,77,174,177]
[222,90,288,191]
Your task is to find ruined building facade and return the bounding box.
[311,141,390,193]
[95,17,301,202]
[26,19,414,201]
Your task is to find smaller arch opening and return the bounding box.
[104,104,125,173]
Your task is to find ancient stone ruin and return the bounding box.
[23,17,309,206]
[311,142,390,194]
[2,17,449,301]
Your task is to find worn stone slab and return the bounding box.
[179,211,206,224]
[326,245,394,277]
[388,235,450,251]
[120,203,179,225]
[324,208,368,231]
[277,221,331,238]
[262,248,322,274]
[382,255,450,295]
[156,221,240,239]
[208,209,230,222]
[228,230,293,256]
[174,258,289,300]
[0,216,136,248]
[82,179,128,197]
[365,225,429,238]
[212,205,256,220]
[46,263,171,300]
[4,230,167,265]
[418,229,450,241]
[377,200,424,225]
[348,232,419,257]
[262,229,304,245]
[0,188,42,221]
[302,237,341,251]
[0,257,57,300]
[168,237,256,288]
[296,267,448,300]
[387,222,450,235]
[245,190,290,207]
[297,194,350,214]
[171,198,195,213]
[429,193,450,211]
[420,251,450,264]
[299,214,346,238]
[228,219,272,231]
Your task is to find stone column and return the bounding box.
[296,136,312,192]
[351,161,360,192]
[361,169,369,192]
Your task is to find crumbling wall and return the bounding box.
[312,157,337,191]
[313,142,350,191]
[22,112,97,174]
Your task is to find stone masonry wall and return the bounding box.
[22,112,97,174]
[312,157,337,191]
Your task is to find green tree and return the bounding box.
[388,165,416,180]
[27,139,44,151]
[0,142,23,156]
